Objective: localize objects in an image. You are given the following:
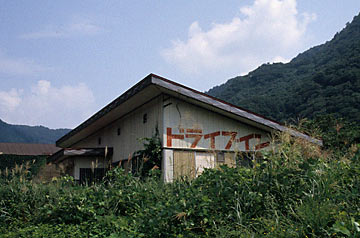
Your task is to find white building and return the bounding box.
[48,74,322,183]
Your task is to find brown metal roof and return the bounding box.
[56,73,323,147]
[0,143,61,156]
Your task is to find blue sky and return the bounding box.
[0,0,359,129]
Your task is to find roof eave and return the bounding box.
[57,73,323,147]
[56,75,154,147]
[150,75,323,146]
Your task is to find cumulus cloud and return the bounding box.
[162,0,316,76]
[0,89,22,112]
[0,80,96,128]
[20,19,102,39]
[0,51,52,76]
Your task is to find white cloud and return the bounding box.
[0,51,52,76]
[0,80,96,128]
[20,19,102,39]
[272,56,290,63]
[0,89,22,112]
[162,0,316,77]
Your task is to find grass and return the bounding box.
[0,131,360,237]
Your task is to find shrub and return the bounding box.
[1,131,360,237]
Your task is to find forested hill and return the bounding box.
[207,13,360,123]
[0,119,70,144]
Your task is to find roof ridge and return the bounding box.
[56,73,322,147]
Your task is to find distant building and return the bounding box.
[48,74,322,183]
[0,143,60,156]
[0,142,61,180]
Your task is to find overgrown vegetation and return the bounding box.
[300,114,360,154]
[1,122,360,237]
[0,154,46,178]
[132,130,162,178]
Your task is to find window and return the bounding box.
[117,128,121,136]
[79,168,106,184]
[98,137,102,145]
[216,152,236,168]
[216,152,225,163]
[143,113,147,123]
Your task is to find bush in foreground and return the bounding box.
[1,132,360,237]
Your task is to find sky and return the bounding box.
[0,0,359,129]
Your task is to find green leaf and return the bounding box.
[332,221,351,236]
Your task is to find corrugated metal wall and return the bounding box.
[162,96,271,182]
[74,96,163,162]
[71,94,271,182]
[163,97,271,152]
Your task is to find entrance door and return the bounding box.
[79,168,106,184]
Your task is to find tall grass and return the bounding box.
[0,131,359,237]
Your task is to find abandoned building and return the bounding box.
[48,74,322,183]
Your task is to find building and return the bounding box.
[48,74,322,183]
[0,143,61,180]
[0,143,60,156]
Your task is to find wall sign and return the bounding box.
[166,127,269,151]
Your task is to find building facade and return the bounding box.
[49,74,322,183]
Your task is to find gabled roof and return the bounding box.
[0,143,60,156]
[57,73,322,147]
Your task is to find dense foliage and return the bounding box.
[0,119,70,144]
[207,13,360,123]
[299,115,360,154]
[132,131,162,178]
[1,131,360,237]
[0,154,46,178]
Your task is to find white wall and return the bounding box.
[162,149,174,182]
[162,97,271,152]
[70,94,271,182]
[73,96,163,163]
[73,157,107,180]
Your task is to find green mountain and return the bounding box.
[0,119,70,144]
[207,13,360,123]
